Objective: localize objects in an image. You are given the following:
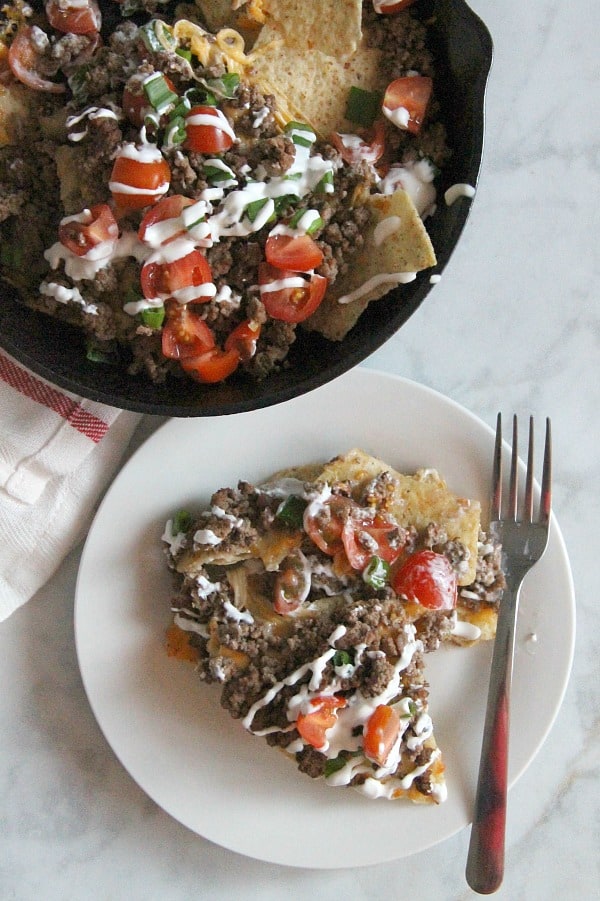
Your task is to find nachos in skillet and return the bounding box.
[163,449,505,801]
[0,0,449,385]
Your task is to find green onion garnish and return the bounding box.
[245,197,273,223]
[362,556,390,590]
[176,47,193,63]
[172,510,193,534]
[332,650,353,668]
[144,73,178,112]
[276,495,307,529]
[288,208,323,235]
[205,73,241,99]
[284,120,316,148]
[139,306,165,329]
[316,169,334,193]
[345,86,383,128]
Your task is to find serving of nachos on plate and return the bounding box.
[162,449,505,802]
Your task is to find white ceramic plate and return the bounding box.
[75,370,575,869]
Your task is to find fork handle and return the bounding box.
[465,578,522,894]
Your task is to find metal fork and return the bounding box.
[465,414,552,894]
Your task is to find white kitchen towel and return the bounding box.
[0,350,141,620]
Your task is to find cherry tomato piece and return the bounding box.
[330,119,386,165]
[109,149,170,211]
[180,347,241,383]
[58,203,119,257]
[382,76,433,135]
[224,320,261,362]
[8,26,65,93]
[185,105,235,154]
[392,549,457,610]
[296,696,347,751]
[341,513,404,571]
[258,262,327,323]
[141,250,213,304]
[363,704,401,767]
[45,0,101,35]
[161,305,215,360]
[303,496,354,556]
[273,551,309,614]
[138,194,194,246]
[265,234,324,272]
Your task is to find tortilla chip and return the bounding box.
[249,27,384,135]
[304,189,436,340]
[260,0,363,59]
[316,449,481,586]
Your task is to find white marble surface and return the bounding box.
[1,1,598,898]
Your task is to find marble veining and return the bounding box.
[1,1,598,898]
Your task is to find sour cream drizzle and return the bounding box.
[444,182,476,206]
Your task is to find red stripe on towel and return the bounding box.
[0,353,109,443]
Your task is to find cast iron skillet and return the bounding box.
[0,0,493,416]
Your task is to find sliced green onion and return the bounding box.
[324,754,349,778]
[144,73,178,112]
[284,120,316,148]
[154,19,177,51]
[345,86,383,128]
[165,115,187,146]
[176,47,193,63]
[316,169,334,193]
[362,556,390,590]
[332,650,353,668]
[172,510,193,534]
[205,73,241,99]
[139,21,163,53]
[203,162,236,183]
[139,306,165,329]
[67,65,90,104]
[276,495,307,529]
[85,342,113,364]
[245,197,271,223]
[273,194,297,215]
[288,208,323,235]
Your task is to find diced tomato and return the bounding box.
[392,549,457,610]
[58,204,119,257]
[331,119,386,165]
[273,551,309,615]
[303,496,354,557]
[123,75,177,127]
[161,304,215,361]
[258,262,327,323]
[180,346,240,383]
[8,26,65,93]
[109,148,171,211]
[363,704,401,767]
[341,512,403,571]
[265,234,324,272]
[141,249,213,304]
[296,696,347,751]
[138,195,194,246]
[185,105,235,154]
[224,320,261,362]
[45,0,101,35]
[373,0,416,13]
[382,76,433,135]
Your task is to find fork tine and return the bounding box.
[491,412,502,520]
[540,417,552,524]
[524,416,535,522]
[508,415,519,520]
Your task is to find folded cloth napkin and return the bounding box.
[0,350,142,621]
